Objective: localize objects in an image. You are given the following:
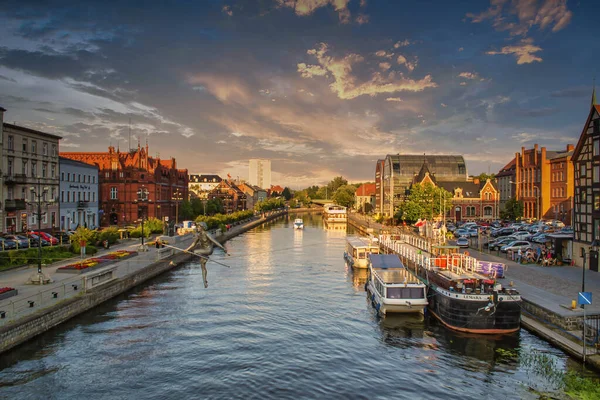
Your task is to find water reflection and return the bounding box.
[348,267,368,291]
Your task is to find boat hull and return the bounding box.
[428,287,521,334]
[344,253,368,269]
[367,282,427,315]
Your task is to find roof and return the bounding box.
[355,183,376,196]
[0,106,6,112]
[270,185,284,193]
[3,122,62,140]
[437,181,481,198]
[573,105,600,161]
[369,254,404,269]
[385,154,467,180]
[547,150,573,160]
[59,156,99,170]
[189,174,222,183]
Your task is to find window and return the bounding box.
[7,187,13,200]
[31,161,37,177]
[581,164,587,177]
[42,163,47,178]
[78,174,81,182]
[7,158,13,176]
[22,139,28,153]
[110,187,118,200]
[595,191,600,211]
[7,135,14,151]
[61,172,65,181]
[595,140,600,157]
[582,191,587,203]
[93,176,96,183]
[67,172,71,181]
[21,187,26,200]
[484,206,493,216]
[52,144,57,157]
[595,166,600,184]
[61,191,64,202]
[42,142,48,156]
[105,172,109,178]
[31,141,37,154]
[93,192,96,202]
[51,164,56,178]
[43,212,47,224]
[67,192,70,202]
[51,188,56,201]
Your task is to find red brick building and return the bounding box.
[209,180,247,213]
[61,144,189,226]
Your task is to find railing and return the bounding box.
[0,276,85,326]
[77,201,88,208]
[4,199,26,211]
[583,315,600,346]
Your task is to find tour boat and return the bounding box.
[293,218,304,229]
[322,204,347,226]
[344,236,380,269]
[384,241,521,334]
[366,254,428,316]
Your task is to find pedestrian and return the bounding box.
[516,248,522,264]
[536,246,542,263]
[155,238,161,249]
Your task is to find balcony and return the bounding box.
[5,199,26,211]
[77,201,88,208]
[3,174,27,185]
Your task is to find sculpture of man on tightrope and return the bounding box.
[186,222,228,288]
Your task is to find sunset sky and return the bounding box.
[0,0,597,188]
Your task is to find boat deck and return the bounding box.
[373,268,422,285]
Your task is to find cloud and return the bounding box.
[511,131,539,143]
[0,74,17,82]
[276,0,351,23]
[466,0,572,37]
[375,50,393,58]
[486,38,542,64]
[222,5,233,16]
[385,97,402,102]
[550,86,590,98]
[355,14,369,24]
[379,62,391,71]
[458,72,479,80]
[297,63,328,78]
[396,55,417,72]
[517,107,559,117]
[393,40,411,48]
[298,43,436,99]
[187,74,253,104]
[441,103,447,107]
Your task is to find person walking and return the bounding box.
[516,248,522,264]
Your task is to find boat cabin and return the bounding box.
[345,236,380,268]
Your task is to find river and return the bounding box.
[0,213,582,399]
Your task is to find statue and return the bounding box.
[186,222,228,288]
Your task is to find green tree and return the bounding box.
[293,190,310,206]
[315,186,327,199]
[501,197,524,220]
[473,173,496,182]
[205,198,224,215]
[282,187,292,200]
[394,183,453,223]
[305,185,319,199]
[179,200,194,220]
[328,176,348,194]
[332,184,356,208]
[191,198,204,216]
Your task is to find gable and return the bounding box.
[573,106,600,162]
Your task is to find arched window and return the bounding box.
[484,206,493,216]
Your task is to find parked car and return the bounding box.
[4,235,30,249]
[454,228,470,238]
[468,228,479,237]
[510,231,530,240]
[492,227,515,237]
[54,231,71,245]
[446,223,456,232]
[532,234,550,244]
[456,237,470,248]
[30,231,59,245]
[0,237,17,250]
[501,241,532,253]
[27,233,49,247]
[487,236,517,250]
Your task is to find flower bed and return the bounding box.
[57,250,137,274]
[0,287,18,300]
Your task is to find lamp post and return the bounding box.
[26,178,52,285]
[137,186,149,251]
[172,188,183,225]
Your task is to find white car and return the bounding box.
[501,241,532,253]
[510,231,530,240]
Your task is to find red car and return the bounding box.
[30,231,59,245]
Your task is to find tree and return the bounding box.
[190,198,204,216]
[179,200,194,220]
[315,186,327,199]
[473,173,496,182]
[293,190,310,206]
[282,187,292,200]
[333,184,356,208]
[305,185,319,199]
[328,176,348,194]
[501,197,524,220]
[394,183,453,223]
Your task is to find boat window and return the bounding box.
[371,248,379,254]
[358,251,365,259]
[386,287,424,299]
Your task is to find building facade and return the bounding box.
[61,144,188,226]
[501,144,574,222]
[189,174,222,199]
[2,120,61,233]
[355,183,376,212]
[248,159,271,189]
[375,159,384,215]
[572,104,600,270]
[238,182,266,210]
[382,154,467,218]
[209,180,247,213]
[59,157,99,230]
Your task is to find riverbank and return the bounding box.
[0,210,288,354]
[348,212,600,371]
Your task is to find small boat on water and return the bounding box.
[344,236,380,269]
[322,204,347,227]
[293,218,304,229]
[366,254,428,316]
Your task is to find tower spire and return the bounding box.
[592,76,597,106]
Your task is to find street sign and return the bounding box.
[578,292,592,306]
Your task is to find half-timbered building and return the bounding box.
[572,104,600,270]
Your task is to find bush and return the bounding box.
[70,227,99,253]
[98,227,120,244]
[145,217,164,234]
[129,226,150,238]
[195,210,254,230]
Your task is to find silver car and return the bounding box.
[500,241,532,253]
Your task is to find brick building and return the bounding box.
[209,180,247,213]
[355,183,376,212]
[61,143,188,226]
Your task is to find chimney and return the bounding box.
[567,144,574,152]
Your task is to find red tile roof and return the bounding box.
[355,183,376,196]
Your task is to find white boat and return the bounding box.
[366,254,428,316]
[322,204,347,226]
[344,236,380,269]
[294,218,304,229]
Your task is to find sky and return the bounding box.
[0,0,598,189]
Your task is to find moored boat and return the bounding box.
[322,204,347,226]
[344,236,380,269]
[293,218,304,229]
[366,254,428,316]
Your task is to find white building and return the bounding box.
[189,174,222,199]
[248,159,271,190]
[59,157,99,230]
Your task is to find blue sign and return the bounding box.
[578,292,592,306]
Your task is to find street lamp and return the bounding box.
[26,178,52,285]
[172,188,183,225]
[136,186,149,251]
